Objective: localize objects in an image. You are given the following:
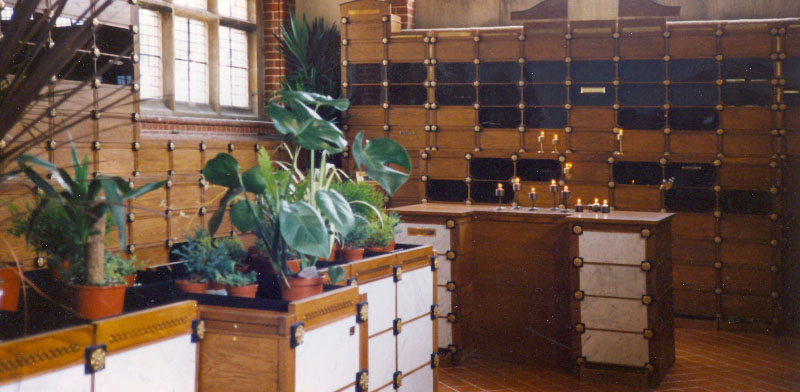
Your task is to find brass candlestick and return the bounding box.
[537,131,545,154]
[549,180,559,210]
[563,162,572,181]
[615,128,624,156]
[560,186,571,213]
[551,134,560,154]
[495,184,505,210]
[528,187,538,211]
[512,178,521,210]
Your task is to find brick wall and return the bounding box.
[264,0,296,95]
[389,0,415,29]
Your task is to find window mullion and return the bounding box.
[209,20,220,113]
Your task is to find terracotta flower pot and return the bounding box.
[226,284,259,298]
[318,244,339,261]
[176,280,208,294]
[68,283,126,320]
[366,241,396,253]
[287,258,301,274]
[0,268,21,312]
[123,274,136,287]
[340,247,365,261]
[208,280,226,291]
[280,276,324,301]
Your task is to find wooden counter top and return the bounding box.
[393,203,673,224]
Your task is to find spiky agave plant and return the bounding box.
[0,0,131,177]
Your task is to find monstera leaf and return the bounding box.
[203,153,242,188]
[351,132,411,196]
[278,201,330,259]
[315,189,355,237]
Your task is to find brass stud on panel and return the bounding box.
[771,239,779,247]
[770,161,778,168]
[420,151,428,160]
[663,103,671,110]
[85,345,107,373]
[423,58,431,65]
[658,157,668,166]
[227,143,235,152]
[91,110,100,120]
[127,244,136,254]
[473,103,481,110]
[518,57,525,64]
[771,265,779,273]
[382,59,389,66]
[663,79,671,86]
[473,35,481,42]
[612,32,620,39]
[431,81,438,87]
[713,210,721,218]
[771,291,779,299]
[771,27,779,35]
[383,81,390,87]
[713,159,722,167]
[715,54,724,62]
[565,79,572,86]
[573,290,584,300]
[641,261,652,272]
[558,155,566,163]
[565,33,573,40]
[132,83,140,92]
[132,170,140,177]
[431,125,439,131]
[35,256,46,268]
[770,213,779,221]
[47,139,57,150]
[518,125,526,133]
[518,80,526,87]
[164,208,173,218]
[643,329,655,339]
[642,295,653,305]
[575,323,586,333]
[424,103,431,110]
[341,17,349,24]
[660,208,667,213]
[446,281,457,292]
[431,37,438,44]
[608,181,616,188]
[511,153,519,161]
[431,103,438,110]
[779,53,787,60]
[131,112,140,122]
[565,56,572,63]
[663,55,671,61]
[608,156,616,164]
[165,179,173,189]
[465,176,472,183]
[91,78,101,89]
[126,212,135,223]
[341,60,349,67]
[383,103,390,109]
[431,58,438,65]
[612,79,620,86]
[771,53,779,60]
[341,39,349,46]
[612,104,620,110]
[613,56,620,63]
[716,152,724,159]
[716,128,725,136]
[779,129,787,136]
[716,104,724,111]
[573,225,583,235]
[714,287,722,295]
[770,186,779,194]
[342,81,349,88]
[565,103,572,110]
[565,126,573,134]
[779,27,786,35]
[421,175,428,182]
[572,257,584,268]
[713,185,721,192]
[714,261,722,269]
[393,371,404,389]
[167,141,175,151]
[465,153,473,160]
[714,236,722,244]
[474,58,480,65]
[131,54,139,64]
[641,228,652,238]
[446,219,456,229]
[92,140,101,151]
[382,37,389,44]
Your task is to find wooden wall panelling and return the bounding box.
[568,107,615,128]
[719,162,772,189]
[345,42,385,63]
[671,212,716,237]
[562,183,611,208]
[720,214,774,241]
[721,266,775,296]
[132,216,169,249]
[388,33,426,62]
[720,294,773,321]
[388,107,427,128]
[425,155,467,179]
[568,129,614,153]
[53,143,93,169]
[674,265,717,291]
[674,289,717,317]
[618,19,667,60]
[96,115,135,145]
[231,145,258,170]
[720,22,774,58]
[523,21,568,61]
[666,23,718,59]
[435,106,476,128]
[477,29,521,61]
[722,129,774,157]
[392,179,423,204]
[435,128,476,151]
[721,107,773,130]
[131,243,171,265]
[136,141,171,174]
[432,31,475,62]
[131,179,167,218]
[613,184,661,211]
[97,85,137,115]
[672,237,715,266]
[669,131,717,158]
[172,147,203,174]
[478,129,522,152]
[720,240,774,268]
[52,109,95,143]
[569,20,616,60]
[97,147,135,176]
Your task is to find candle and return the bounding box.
[495,183,505,197]
[553,134,559,142]
[564,163,572,175]
[575,198,584,212]
[617,129,624,141]
[560,185,571,211]
[512,177,521,192]
[549,179,558,193]
[529,187,537,199]
[593,197,601,212]
[601,199,610,213]
[538,131,545,142]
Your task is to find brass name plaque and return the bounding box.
[348,9,380,15]
[408,227,436,237]
[580,86,606,94]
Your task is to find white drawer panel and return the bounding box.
[395,223,450,254]
[400,365,434,392]
[437,286,452,313]
[437,318,452,347]
[94,334,195,392]
[296,317,360,392]
[581,330,649,367]
[579,231,645,265]
[0,364,90,392]
[437,255,451,285]
[369,331,396,392]
[398,267,433,321]
[398,317,433,373]
[579,264,646,298]
[581,297,648,332]
[360,276,396,335]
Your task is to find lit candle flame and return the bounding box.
[618,129,623,136]
[540,131,545,137]
[531,187,536,192]
[603,199,608,205]
[566,163,572,169]
[553,134,558,140]
[497,183,503,189]
[514,177,520,184]
[577,198,582,204]
[551,179,556,185]
[564,185,569,191]
[594,198,599,204]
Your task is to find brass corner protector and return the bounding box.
[641,260,652,272]
[641,227,652,238]
[394,318,403,335]
[574,290,585,301]
[84,344,107,374]
[446,281,457,292]
[446,250,457,261]
[572,257,584,268]
[393,371,404,389]
[431,352,440,368]
[356,370,369,392]
[431,304,440,319]
[447,312,458,323]
[642,295,653,305]
[574,322,585,333]
[290,322,305,348]
[393,265,403,282]
[643,328,654,339]
[191,319,206,342]
[572,225,583,235]
[357,302,369,323]
[445,219,456,229]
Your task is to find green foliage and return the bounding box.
[365,212,401,248]
[171,227,246,283]
[104,252,145,279]
[342,219,371,249]
[275,14,341,122]
[216,270,258,287]
[352,133,412,196]
[330,180,385,220]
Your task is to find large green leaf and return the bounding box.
[242,166,267,194]
[99,179,127,245]
[351,132,412,196]
[267,103,303,138]
[278,201,330,259]
[276,90,349,112]
[202,153,241,188]
[230,200,258,233]
[328,265,346,285]
[294,119,347,153]
[315,189,354,237]
[207,186,243,235]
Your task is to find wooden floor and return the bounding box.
[438,328,800,392]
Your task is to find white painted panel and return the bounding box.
[437,286,452,313]
[579,231,645,265]
[395,223,450,254]
[580,264,646,298]
[360,276,396,336]
[0,365,90,392]
[94,334,195,392]
[368,331,396,392]
[398,267,433,320]
[437,256,451,285]
[398,317,433,373]
[582,330,649,367]
[581,297,648,332]
[296,317,360,392]
[437,317,452,347]
[400,365,434,392]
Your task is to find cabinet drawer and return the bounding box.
[395,223,451,254]
[579,231,646,265]
[581,297,648,332]
[581,330,648,367]
[580,264,646,298]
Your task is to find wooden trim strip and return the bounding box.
[289,286,360,331]
[0,325,94,385]
[95,300,197,354]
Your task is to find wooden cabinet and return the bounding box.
[567,212,674,386]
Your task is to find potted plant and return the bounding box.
[216,270,258,298]
[365,211,401,253]
[171,228,216,294]
[0,267,21,312]
[15,142,165,319]
[340,220,370,261]
[105,253,146,287]
[202,90,411,301]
